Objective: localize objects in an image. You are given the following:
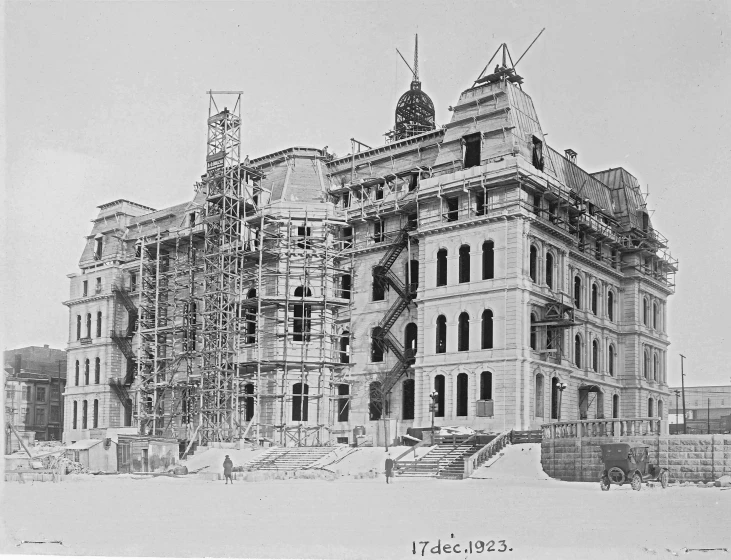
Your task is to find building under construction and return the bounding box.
[63,40,676,448]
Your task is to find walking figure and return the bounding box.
[223,455,234,484]
[385,453,394,484]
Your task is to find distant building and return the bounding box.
[4,345,67,445]
[668,385,731,434]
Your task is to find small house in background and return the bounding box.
[66,438,117,472]
[117,435,178,473]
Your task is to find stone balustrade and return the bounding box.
[542,417,662,440]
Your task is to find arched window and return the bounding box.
[456,373,468,416]
[612,394,619,418]
[96,311,102,338]
[653,353,659,381]
[436,315,447,354]
[371,328,384,362]
[480,371,492,400]
[530,313,537,350]
[405,323,417,353]
[292,382,309,421]
[337,384,350,422]
[341,274,351,300]
[369,381,383,420]
[545,252,554,289]
[86,313,92,338]
[245,288,257,344]
[340,332,350,363]
[434,375,445,417]
[244,383,255,421]
[76,315,81,340]
[608,344,615,376]
[482,241,494,280]
[481,309,493,349]
[644,349,650,379]
[652,302,659,330]
[648,397,654,418]
[529,245,538,282]
[643,297,650,326]
[436,249,448,286]
[293,286,312,341]
[535,374,544,417]
[658,399,664,419]
[459,245,470,283]
[72,401,78,429]
[372,275,385,301]
[574,334,582,368]
[574,276,582,309]
[84,359,90,385]
[607,291,614,322]
[458,312,470,351]
[592,339,599,372]
[94,357,100,384]
[75,361,80,386]
[402,379,415,420]
[93,399,99,428]
[82,400,88,429]
[591,284,598,315]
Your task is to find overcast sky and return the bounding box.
[2,1,730,387]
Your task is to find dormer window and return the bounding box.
[532,136,544,171]
[94,236,103,260]
[462,133,481,169]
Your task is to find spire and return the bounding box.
[414,34,419,82]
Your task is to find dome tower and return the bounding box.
[391,35,436,141]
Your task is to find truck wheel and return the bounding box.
[631,472,642,491]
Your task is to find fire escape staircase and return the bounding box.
[111,282,138,387]
[372,228,417,396]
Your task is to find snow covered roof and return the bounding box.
[66,439,102,450]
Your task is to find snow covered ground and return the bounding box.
[1,444,729,560]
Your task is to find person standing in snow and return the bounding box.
[223,455,234,484]
[385,453,394,484]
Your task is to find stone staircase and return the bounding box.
[241,447,336,471]
[395,438,483,479]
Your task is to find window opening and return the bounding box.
[338,384,350,422]
[574,335,582,368]
[371,328,384,362]
[463,133,481,169]
[96,311,102,337]
[456,373,468,416]
[369,381,383,420]
[341,274,351,300]
[436,315,447,354]
[94,237,103,260]
[608,344,615,376]
[292,286,312,342]
[93,399,99,428]
[82,280,88,297]
[480,371,493,400]
[292,383,309,421]
[535,374,544,417]
[482,309,493,349]
[405,323,417,353]
[574,276,582,309]
[529,246,537,282]
[436,249,448,286]
[434,375,445,417]
[445,197,459,222]
[297,226,311,249]
[459,245,470,283]
[475,192,486,216]
[402,379,415,420]
[340,332,350,363]
[373,220,384,243]
[458,312,470,351]
[545,253,554,289]
[482,241,494,279]
[591,284,598,315]
[607,291,614,322]
[532,136,544,171]
[95,357,100,384]
[592,339,599,372]
[530,313,537,350]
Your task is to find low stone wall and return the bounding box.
[542,434,731,483]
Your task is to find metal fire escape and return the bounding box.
[372,228,417,397]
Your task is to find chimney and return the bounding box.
[565,149,577,163]
[14,354,21,375]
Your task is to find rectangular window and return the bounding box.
[130,272,138,292]
[373,220,384,243]
[475,192,486,216]
[342,227,353,249]
[24,386,32,400]
[35,408,46,426]
[297,226,311,249]
[82,280,88,297]
[36,386,46,402]
[94,237,103,259]
[95,277,102,294]
[463,133,481,169]
[595,241,602,261]
[189,212,196,227]
[445,197,459,222]
[342,191,350,208]
[549,202,558,224]
[533,194,541,215]
[51,385,60,399]
[50,405,60,423]
[375,182,384,200]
